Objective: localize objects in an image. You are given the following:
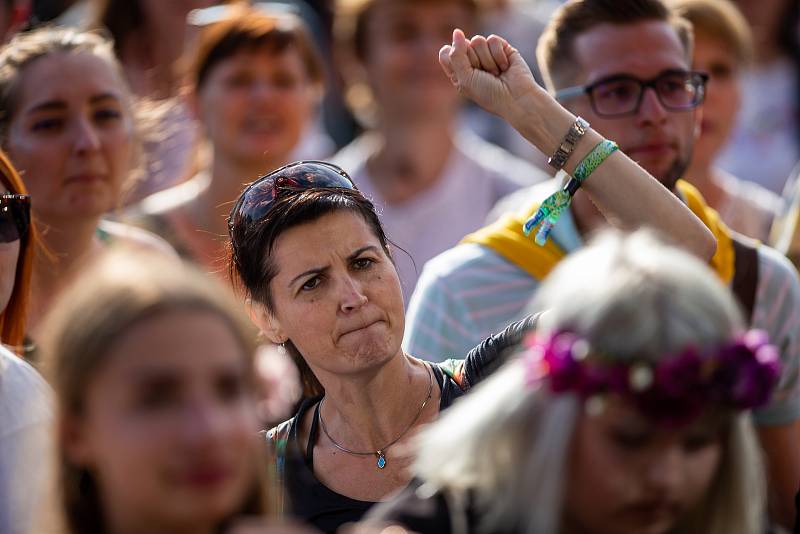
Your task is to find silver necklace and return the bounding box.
[318,363,433,470]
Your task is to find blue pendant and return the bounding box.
[377,452,386,469]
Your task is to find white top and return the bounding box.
[716,58,800,194]
[332,130,547,305]
[0,346,53,534]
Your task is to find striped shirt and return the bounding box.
[404,198,800,426]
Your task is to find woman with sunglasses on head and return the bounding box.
[0,149,52,534]
[228,32,716,528]
[362,230,772,534]
[0,27,175,337]
[129,4,329,275]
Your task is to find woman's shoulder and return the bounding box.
[97,219,179,259]
[0,346,52,437]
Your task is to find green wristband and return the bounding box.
[574,140,619,183]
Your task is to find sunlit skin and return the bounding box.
[563,396,723,534]
[0,186,19,312]
[62,310,261,534]
[260,211,406,380]
[565,21,698,191]
[5,53,133,221]
[4,52,134,224]
[194,46,321,170]
[362,1,474,122]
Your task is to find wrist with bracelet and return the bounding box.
[524,128,619,246]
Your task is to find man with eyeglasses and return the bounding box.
[405,0,800,527]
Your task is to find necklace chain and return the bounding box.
[318,363,433,469]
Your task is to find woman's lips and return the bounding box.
[626,143,674,158]
[65,173,105,184]
[179,465,235,489]
[339,319,383,340]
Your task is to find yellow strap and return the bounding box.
[463,179,735,284]
[675,180,734,284]
[462,209,566,280]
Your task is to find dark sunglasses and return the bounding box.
[0,194,30,243]
[228,161,357,232]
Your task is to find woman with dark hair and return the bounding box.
[227,31,715,531]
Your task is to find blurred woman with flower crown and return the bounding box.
[364,230,775,534]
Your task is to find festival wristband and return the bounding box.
[574,139,619,183]
[524,140,619,246]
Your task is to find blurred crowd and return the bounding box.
[0,0,799,533]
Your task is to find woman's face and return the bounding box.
[0,186,20,313]
[64,309,260,531]
[5,51,134,223]
[563,396,723,534]
[196,46,320,169]
[693,32,742,165]
[259,210,405,382]
[361,0,473,121]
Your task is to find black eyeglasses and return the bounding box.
[556,70,709,118]
[228,161,357,232]
[0,194,30,243]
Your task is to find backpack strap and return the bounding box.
[730,236,760,324]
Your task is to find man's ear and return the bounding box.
[246,298,288,344]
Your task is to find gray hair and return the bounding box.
[411,230,765,534]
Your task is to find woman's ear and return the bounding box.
[246,298,288,344]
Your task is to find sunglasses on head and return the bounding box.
[228,160,357,232]
[0,194,29,244]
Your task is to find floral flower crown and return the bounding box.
[523,329,781,425]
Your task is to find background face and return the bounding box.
[65,309,259,530]
[264,211,405,382]
[566,21,698,190]
[361,0,473,122]
[691,31,742,166]
[197,46,319,168]
[5,52,133,223]
[563,396,723,534]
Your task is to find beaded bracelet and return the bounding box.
[523,140,620,246]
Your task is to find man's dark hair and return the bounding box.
[536,0,694,90]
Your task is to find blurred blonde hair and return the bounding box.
[38,248,271,533]
[411,230,765,534]
[667,0,754,66]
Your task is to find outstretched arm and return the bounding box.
[440,30,716,261]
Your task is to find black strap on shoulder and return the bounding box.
[731,236,760,324]
[306,401,322,468]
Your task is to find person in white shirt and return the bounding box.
[0,149,52,534]
[332,0,548,304]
